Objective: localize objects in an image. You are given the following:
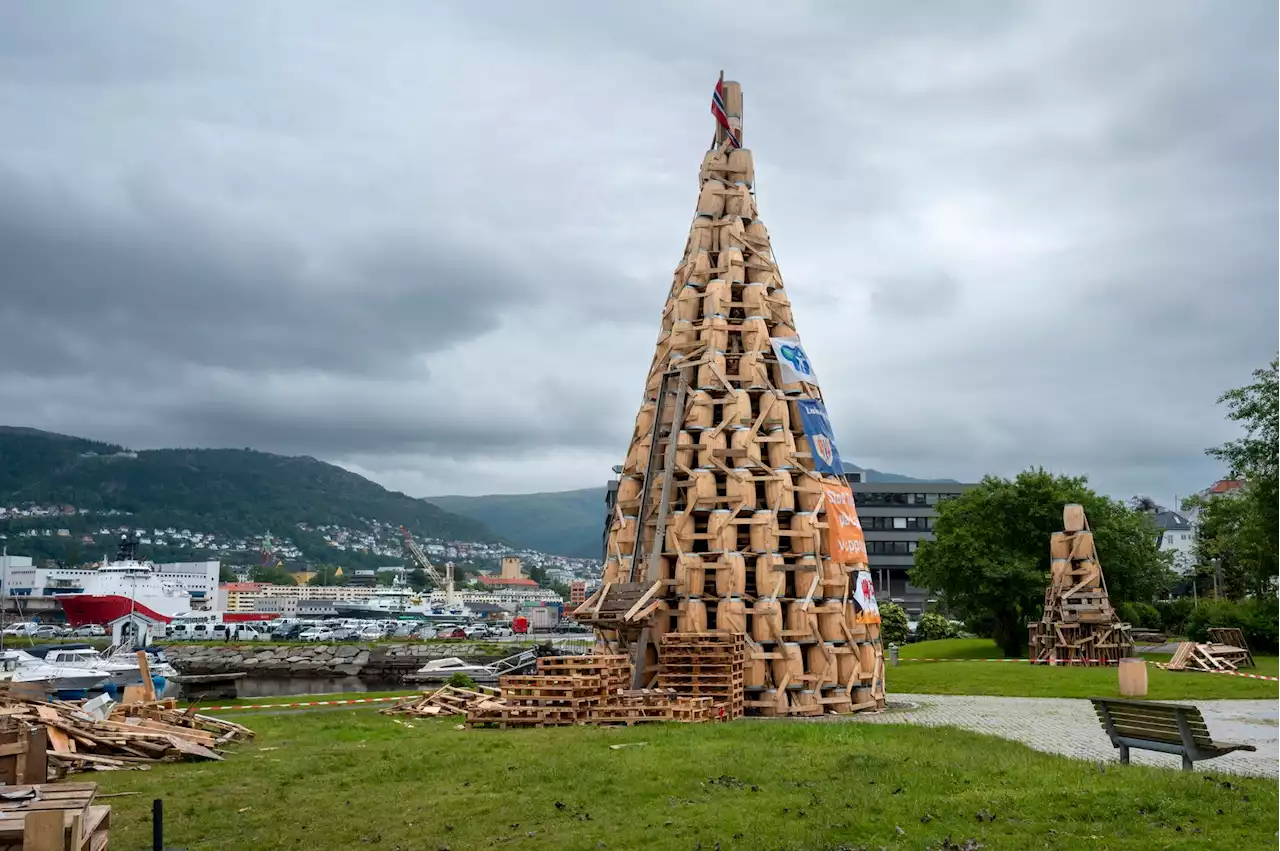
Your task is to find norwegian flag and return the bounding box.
[711,77,740,148]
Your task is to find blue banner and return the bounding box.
[795,399,844,476]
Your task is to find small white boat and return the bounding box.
[412,657,497,681]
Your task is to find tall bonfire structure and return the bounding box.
[575,76,886,716]
[1028,503,1133,664]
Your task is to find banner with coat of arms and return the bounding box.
[822,481,868,565]
[852,570,881,623]
[795,399,844,476]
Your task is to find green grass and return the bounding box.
[90,711,1276,851]
[190,689,425,709]
[889,639,1278,700]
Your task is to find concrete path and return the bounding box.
[835,693,1278,778]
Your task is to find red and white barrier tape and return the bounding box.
[898,657,1279,681]
[200,695,410,711]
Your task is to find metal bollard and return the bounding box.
[889,644,899,667]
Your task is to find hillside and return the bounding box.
[0,426,496,565]
[429,488,605,559]
[431,464,959,558]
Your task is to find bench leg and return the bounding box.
[1118,744,1129,764]
[1181,753,1192,771]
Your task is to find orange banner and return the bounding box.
[822,482,868,565]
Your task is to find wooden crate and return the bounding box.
[0,782,109,851]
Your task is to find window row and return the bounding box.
[853,491,963,507]
[862,515,934,531]
[865,540,920,555]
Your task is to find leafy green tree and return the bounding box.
[1189,356,1278,598]
[249,562,296,585]
[878,601,909,645]
[915,611,957,642]
[407,567,429,592]
[218,564,237,582]
[911,469,1173,657]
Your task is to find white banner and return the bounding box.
[770,336,818,386]
[852,570,880,622]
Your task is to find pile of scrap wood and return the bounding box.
[380,684,504,718]
[1159,641,1255,674]
[0,691,254,776]
[0,782,111,851]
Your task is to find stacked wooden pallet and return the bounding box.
[584,76,887,716]
[535,654,631,696]
[380,684,503,718]
[1028,504,1133,665]
[1207,628,1255,667]
[0,691,253,775]
[657,632,745,719]
[468,675,603,728]
[0,782,110,851]
[1160,641,1255,673]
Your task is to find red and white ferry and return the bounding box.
[57,536,272,627]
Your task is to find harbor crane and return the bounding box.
[399,526,458,608]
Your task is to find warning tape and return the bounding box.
[897,657,1279,681]
[199,695,411,711]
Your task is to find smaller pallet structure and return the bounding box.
[0,782,110,851]
[465,651,733,728]
[1206,628,1255,667]
[1028,503,1133,664]
[657,632,745,719]
[1160,641,1255,674]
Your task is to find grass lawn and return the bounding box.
[90,711,1276,851]
[890,639,1278,700]
[191,689,425,709]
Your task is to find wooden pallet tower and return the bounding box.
[575,75,886,716]
[1028,503,1133,664]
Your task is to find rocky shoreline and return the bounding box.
[163,642,534,682]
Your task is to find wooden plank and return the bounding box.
[20,810,64,851]
[135,651,155,702]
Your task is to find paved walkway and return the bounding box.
[834,694,1278,778]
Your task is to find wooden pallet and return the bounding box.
[0,782,110,851]
[1207,629,1255,667]
[1161,641,1254,674]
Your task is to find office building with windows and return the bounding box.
[849,481,977,617]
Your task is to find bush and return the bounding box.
[445,672,477,690]
[879,601,909,645]
[1185,598,1279,653]
[915,611,958,642]
[1117,601,1160,629]
[1153,598,1195,636]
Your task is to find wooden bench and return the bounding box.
[1091,697,1257,770]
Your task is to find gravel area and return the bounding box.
[834,693,1278,778]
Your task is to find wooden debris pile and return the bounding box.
[0,691,253,776]
[0,782,111,851]
[1159,641,1255,674]
[380,684,503,718]
[1028,503,1133,665]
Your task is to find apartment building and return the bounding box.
[848,481,976,617]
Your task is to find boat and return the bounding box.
[56,534,197,626]
[5,649,111,692]
[410,657,500,682]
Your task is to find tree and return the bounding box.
[1128,496,1163,514]
[911,469,1173,657]
[1191,356,1279,598]
[879,601,909,645]
[249,562,296,585]
[407,567,429,592]
[218,564,237,582]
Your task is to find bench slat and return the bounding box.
[1096,708,1209,731]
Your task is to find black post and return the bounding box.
[153,798,163,851]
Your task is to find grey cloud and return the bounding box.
[0,1,1273,505]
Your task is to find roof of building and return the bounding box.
[221,582,267,592]
[1151,511,1192,532]
[478,576,539,587]
[1209,478,1246,495]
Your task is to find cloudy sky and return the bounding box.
[1,2,1274,507]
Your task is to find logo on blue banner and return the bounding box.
[795,399,844,476]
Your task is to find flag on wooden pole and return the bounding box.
[711,76,740,148]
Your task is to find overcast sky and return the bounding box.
[0,2,1275,508]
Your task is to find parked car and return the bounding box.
[488,625,514,638]
[462,624,490,639]
[412,625,438,640]
[437,627,467,639]
[72,624,106,637]
[272,623,306,641]
[2,623,38,637]
[300,627,336,642]
[31,625,60,640]
[355,625,383,641]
